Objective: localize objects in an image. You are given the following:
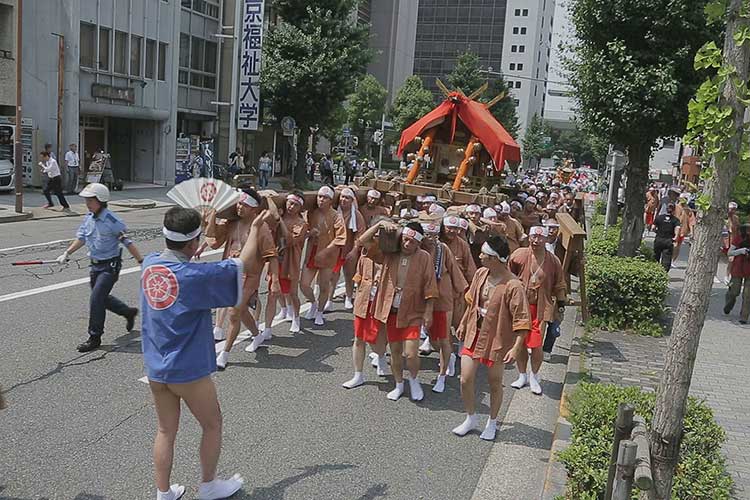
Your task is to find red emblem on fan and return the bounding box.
[200,182,217,203]
[142,265,180,310]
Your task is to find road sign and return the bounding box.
[281,116,296,137]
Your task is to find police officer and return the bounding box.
[56,183,143,352]
[651,202,681,272]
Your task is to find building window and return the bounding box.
[535,85,538,96]
[130,35,142,76]
[190,37,203,71]
[514,8,521,15]
[513,98,520,106]
[662,139,676,148]
[519,45,525,53]
[509,63,516,70]
[179,34,190,68]
[517,63,524,71]
[99,27,110,71]
[178,69,188,84]
[80,22,96,68]
[183,0,219,18]
[507,80,513,87]
[145,39,156,78]
[158,42,167,81]
[522,9,528,16]
[511,45,517,53]
[513,27,519,34]
[515,81,521,89]
[521,27,527,34]
[114,30,128,74]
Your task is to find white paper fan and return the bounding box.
[167,178,241,213]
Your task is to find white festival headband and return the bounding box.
[421,222,440,234]
[530,226,549,237]
[443,216,461,228]
[240,193,259,207]
[367,189,381,199]
[318,186,334,199]
[287,194,304,206]
[466,204,481,213]
[341,187,355,199]
[163,226,201,242]
[481,241,508,263]
[402,227,424,242]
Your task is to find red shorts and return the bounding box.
[646,211,655,226]
[461,332,494,367]
[305,245,318,270]
[332,250,346,273]
[385,313,420,343]
[428,310,449,341]
[268,264,292,294]
[354,314,380,344]
[526,304,543,349]
[675,235,685,245]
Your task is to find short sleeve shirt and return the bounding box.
[654,214,680,240]
[140,251,243,384]
[76,209,132,260]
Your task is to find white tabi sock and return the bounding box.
[286,308,294,320]
[314,311,325,326]
[197,474,245,500]
[387,381,405,401]
[408,376,424,401]
[446,352,457,377]
[216,351,229,371]
[156,484,185,500]
[324,299,333,312]
[261,327,272,340]
[376,355,390,376]
[420,325,428,340]
[304,302,317,320]
[245,334,265,352]
[510,372,528,389]
[432,374,446,393]
[342,372,365,389]
[452,414,479,436]
[529,371,543,395]
[344,296,354,310]
[212,327,225,341]
[274,307,288,321]
[480,418,498,441]
[419,337,433,353]
[369,352,379,367]
[290,316,301,333]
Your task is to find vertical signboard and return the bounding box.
[238,0,265,131]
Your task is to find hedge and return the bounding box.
[558,383,733,500]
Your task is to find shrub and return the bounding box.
[558,383,733,500]
[594,198,607,215]
[585,255,668,336]
[587,224,620,257]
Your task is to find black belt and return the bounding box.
[91,256,121,265]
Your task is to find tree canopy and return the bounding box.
[522,114,551,167]
[347,74,388,153]
[389,75,436,132]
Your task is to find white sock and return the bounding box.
[290,316,300,333]
[420,325,428,339]
[274,307,287,320]
[344,296,354,309]
[419,337,433,353]
[156,484,185,500]
[480,418,498,441]
[342,372,365,389]
[245,334,265,352]
[529,371,543,395]
[370,352,379,367]
[304,302,317,320]
[376,355,389,376]
[408,376,424,401]
[510,372,528,389]
[212,327,225,341]
[197,474,245,500]
[452,414,479,436]
[216,351,229,370]
[446,352,457,377]
[285,308,294,320]
[387,381,404,400]
[314,311,325,326]
[432,374,446,393]
[261,327,272,340]
[324,299,333,312]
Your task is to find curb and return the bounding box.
[0,211,33,223]
[0,200,172,223]
[541,309,587,500]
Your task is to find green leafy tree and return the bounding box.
[567,0,716,256]
[522,114,551,169]
[446,51,484,94]
[346,74,388,157]
[549,123,608,168]
[650,1,750,497]
[262,0,372,185]
[389,75,435,132]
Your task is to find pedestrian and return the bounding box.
[724,223,750,324]
[452,235,530,441]
[344,158,356,184]
[508,226,567,396]
[306,152,315,181]
[358,220,439,402]
[652,203,681,272]
[258,151,272,188]
[141,206,252,500]
[64,143,80,194]
[39,151,70,210]
[228,148,243,177]
[726,201,741,284]
[55,183,142,352]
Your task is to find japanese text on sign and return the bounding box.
[238,0,265,130]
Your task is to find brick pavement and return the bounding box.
[580,251,749,498]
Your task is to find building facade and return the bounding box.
[543,0,575,130]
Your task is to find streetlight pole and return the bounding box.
[14,0,23,213]
[377,112,385,175]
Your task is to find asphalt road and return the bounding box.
[0,207,523,500]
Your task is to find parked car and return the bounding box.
[0,159,14,192]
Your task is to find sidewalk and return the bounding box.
[562,245,749,497]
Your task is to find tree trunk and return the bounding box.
[649,1,750,497]
[606,167,623,227]
[617,142,649,256]
[293,126,310,187]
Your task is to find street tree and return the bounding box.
[347,74,388,158]
[567,0,716,256]
[390,75,435,132]
[549,123,608,168]
[447,50,484,94]
[262,0,372,186]
[650,1,750,497]
[522,114,550,170]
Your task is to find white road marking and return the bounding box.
[0,238,73,253]
[137,282,347,384]
[0,249,225,304]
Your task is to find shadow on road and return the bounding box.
[235,463,357,500]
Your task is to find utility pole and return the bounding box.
[228,0,241,156]
[52,33,64,165]
[377,112,385,174]
[14,0,23,213]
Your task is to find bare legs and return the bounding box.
[453,355,504,438]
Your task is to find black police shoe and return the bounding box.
[77,336,102,353]
[125,308,139,332]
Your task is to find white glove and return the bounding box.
[55,251,69,265]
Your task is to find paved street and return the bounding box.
[0,206,566,499]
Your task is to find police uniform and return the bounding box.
[141,250,243,383]
[76,208,138,344]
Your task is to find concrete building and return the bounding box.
[544,0,576,130]
[367,0,419,103]
[16,0,180,186]
[502,0,556,135]
[650,137,683,181]
[0,0,13,117]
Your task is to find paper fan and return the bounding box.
[167,178,241,214]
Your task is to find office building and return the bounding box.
[544,0,576,130]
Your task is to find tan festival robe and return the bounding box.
[305,207,347,269]
[456,267,532,362]
[508,247,566,323]
[352,252,381,320]
[368,246,439,328]
[361,204,390,227]
[278,213,309,282]
[518,210,542,233]
[444,235,477,285]
[209,218,277,292]
[424,242,469,313]
[341,207,366,256]
[503,216,527,253]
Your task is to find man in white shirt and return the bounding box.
[64,143,80,194]
[39,150,70,210]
